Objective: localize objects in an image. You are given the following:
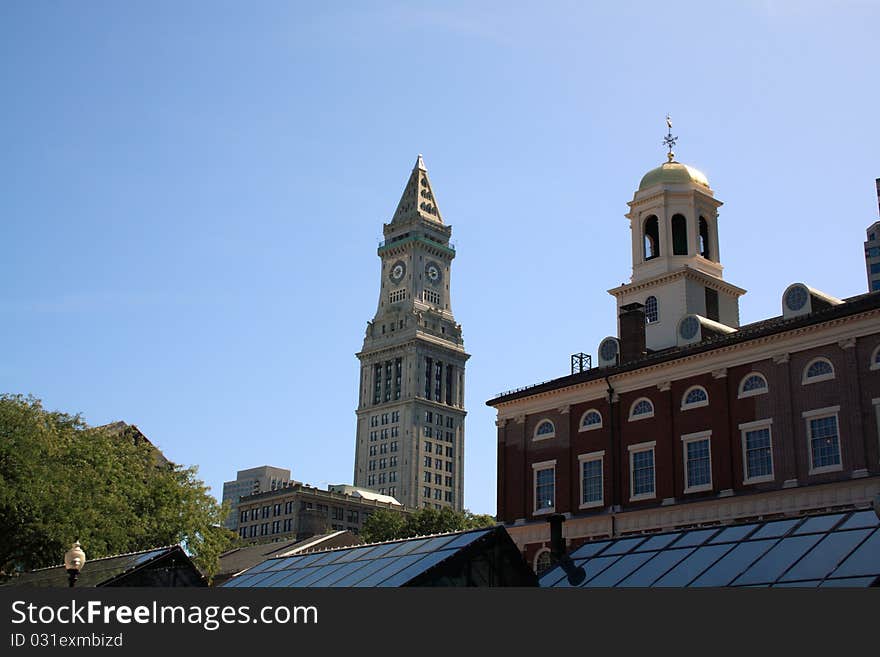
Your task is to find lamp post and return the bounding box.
[64,541,86,588]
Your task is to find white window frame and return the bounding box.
[628,397,655,421]
[802,357,835,385]
[532,459,557,515]
[737,372,768,399]
[628,441,656,501]
[681,430,713,493]
[681,385,709,411]
[802,406,843,475]
[533,548,553,577]
[578,451,605,509]
[644,295,659,324]
[870,345,880,371]
[533,419,556,441]
[739,419,775,485]
[579,409,603,432]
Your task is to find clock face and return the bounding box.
[425,261,442,284]
[389,260,406,284]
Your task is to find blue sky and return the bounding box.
[2,1,878,515]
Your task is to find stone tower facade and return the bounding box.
[353,155,469,511]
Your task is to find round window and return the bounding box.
[599,338,619,361]
[680,316,699,340]
[785,285,808,311]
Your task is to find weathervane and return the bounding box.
[663,114,677,162]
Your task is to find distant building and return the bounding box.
[235,482,406,541]
[865,180,880,292]
[222,465,292,531]
[353,155,469,511]
[1,546,205,587]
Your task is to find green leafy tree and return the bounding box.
[361,506,495,543]
[0,394,234,581]
[360,509,408,543]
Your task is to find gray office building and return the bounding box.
[222,465,292,530]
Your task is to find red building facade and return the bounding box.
[487,157,880,570]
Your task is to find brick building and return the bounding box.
[487,149,880,574]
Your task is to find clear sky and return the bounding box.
[2,1,879,516]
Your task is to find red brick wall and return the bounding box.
[496,333,880,524]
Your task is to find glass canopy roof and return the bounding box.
[223,528,494,588]
[540,509,880,588]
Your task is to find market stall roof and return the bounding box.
[540,508,880,588]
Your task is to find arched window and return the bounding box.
[645,296,659,324]
[629,398,654,421]
[681,386,709,410]
[699,216,711,259]
[644,215,659,260]
[738,373,768,398]
[579,409,603,431]
[534,419,556,440]
[672,214,688,255]
[871,345,880,371]
[534,549,553,577]
[803,358,835,384]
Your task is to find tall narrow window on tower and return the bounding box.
[699,216,711,259]
[424,357,433,399]
[373,364,382,405]
[644,215,659,260]
[445,365,454,405]
[394,358,402,400]
[672,214,688,255]
[705,288,719,322]
[434,361,442,402]
[645,296,659,324]
[384,361,392,402]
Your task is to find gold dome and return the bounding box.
[638,161,710,191]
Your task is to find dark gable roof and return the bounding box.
[96,421,172,467]
[1,546,193,588]
[488,291,880,406]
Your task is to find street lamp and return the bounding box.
[64,541,86,588]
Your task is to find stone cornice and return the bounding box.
[358,336,470,361]
[503,476,880,545]
[608,265,746,299]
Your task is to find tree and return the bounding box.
[0,394,234,581]
[361,506,496,543]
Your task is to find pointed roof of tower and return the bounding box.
[391,154,444,224]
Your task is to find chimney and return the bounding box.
[619,302,646,363]
[296,508,329,541]
[545,514,585,586]
[548,513,565,560]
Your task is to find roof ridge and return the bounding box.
[28,544,180,572]
[273,526,491,559]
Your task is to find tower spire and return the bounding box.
[663,114,678,163]
[391,154,443,224]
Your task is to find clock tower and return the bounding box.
[353,155,469,511]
